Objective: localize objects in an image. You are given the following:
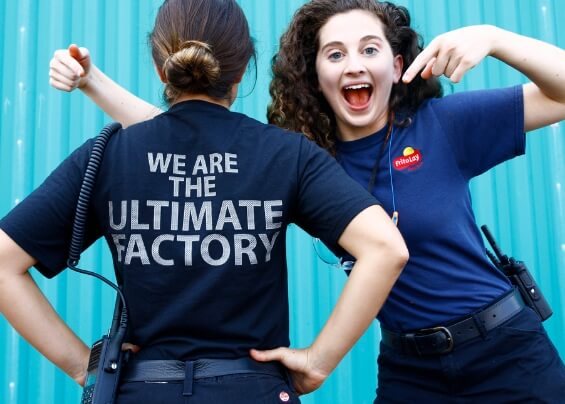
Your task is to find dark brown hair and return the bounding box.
[268,0,442,153]
[150,0,256,105]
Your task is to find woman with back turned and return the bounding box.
[0,0,407,402]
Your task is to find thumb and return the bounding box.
[68,44,90,74]
[121,343,141,353]
[68,43,83,60]
[249,347,287,363]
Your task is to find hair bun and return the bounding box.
[163,40,221,91]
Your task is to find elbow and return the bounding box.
[397,241,410,268]
[388,238,409,275]
[371,232,409,277]
[339,205,409,275]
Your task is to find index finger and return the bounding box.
[402,40,439,83]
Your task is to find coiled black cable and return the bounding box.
[66,122,127,322]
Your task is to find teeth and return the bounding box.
[345,84,370,90]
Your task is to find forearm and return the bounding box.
[81,65,163,127]
[308,244,404,375]
[0,271,89,384]
[249,207,406,393]
[490,26,565,103]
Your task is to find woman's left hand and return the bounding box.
[403,25,500,84]
[250,347,329,395]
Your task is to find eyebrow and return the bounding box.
[319,35,384,52]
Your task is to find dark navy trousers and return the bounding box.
[116,373,300,404]
[375,307,565,403]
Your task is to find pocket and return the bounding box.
[216,374,301,404]
[492,307,561,369]
[257,374,301,404]
[496,307,545,336]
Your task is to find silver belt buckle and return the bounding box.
[419,326,454,354]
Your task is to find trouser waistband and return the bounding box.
[380,288,525,356]
[122,357,286,396]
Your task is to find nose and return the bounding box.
[344,53,366,75]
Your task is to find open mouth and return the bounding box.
[343,83,373,109]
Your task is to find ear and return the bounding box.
[393,55,404,84]
[155,62,167,83]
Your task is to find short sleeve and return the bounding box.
[432,85,525,179]
[292,137,379,253]
[0,139,102,278]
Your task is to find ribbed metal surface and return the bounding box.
[0,1,563,403]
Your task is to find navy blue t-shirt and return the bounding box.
[0,100,377,360]
[336,86,525,332]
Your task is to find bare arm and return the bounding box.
[0,230,90,385]
[490,28,565,131]
[403,25,565,132]
[49,44,163,127]
[251,205,408,394]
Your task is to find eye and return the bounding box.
[363,46,379,56]
[328,50,344,61]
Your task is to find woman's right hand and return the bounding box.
[403,25,498,84]
[74,343,140,387]
[49,44,91,92]
[250,347,329,395]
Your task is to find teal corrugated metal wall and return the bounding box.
[0,0,563,403]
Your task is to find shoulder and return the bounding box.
[232,115,332,169]
[423,85,522,110]
[62,136,99,172]
[118,118,156,137]
[235,113,307,144]
[408,85,523,129]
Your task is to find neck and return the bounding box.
[172,82,240,109]
[172,93,231,109]
[338,125,386,142]
[336,110,390,142]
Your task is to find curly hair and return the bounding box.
[268,0,442,154]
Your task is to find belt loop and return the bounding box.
[183,360,194,396]
[402,334,421,356]
[472,313,488,338]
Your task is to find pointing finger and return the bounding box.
[403,40,439,83]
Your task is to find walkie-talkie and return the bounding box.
[78,294,128,404]
[481,225,553,321]
[66,123,128,404]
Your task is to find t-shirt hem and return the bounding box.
[513,85,526,156]
[0,222,60,279]
[327,198,380,253]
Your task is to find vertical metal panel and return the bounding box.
[0,1,563,403]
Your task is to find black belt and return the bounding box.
[381,289,525,356]
[122,357,286,396]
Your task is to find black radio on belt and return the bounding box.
[78,295,128,404]
[481,225,553,321]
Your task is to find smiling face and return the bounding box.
[315,9,403,141]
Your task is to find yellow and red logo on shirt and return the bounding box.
[393,146,422,170]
